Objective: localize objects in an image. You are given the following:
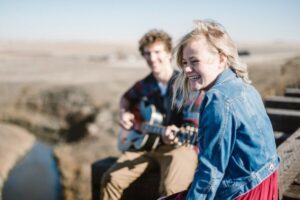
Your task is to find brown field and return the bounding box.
[0,41,299,200]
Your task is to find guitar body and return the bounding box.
[117,99,163,152]
[117,129,161,152]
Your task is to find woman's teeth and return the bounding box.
[188,75,201,81]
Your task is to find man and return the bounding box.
[100,29,202,200]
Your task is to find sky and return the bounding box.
[0,0,300,43]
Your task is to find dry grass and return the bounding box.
[248,55,300,98]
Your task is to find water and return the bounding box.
[2,142,61,200]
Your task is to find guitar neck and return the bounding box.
[142,123,197,145]
[142,123,166,136]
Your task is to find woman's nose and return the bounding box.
[183,65,192,73]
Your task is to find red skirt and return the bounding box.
[235,170,278,200]
[158,170,278,200]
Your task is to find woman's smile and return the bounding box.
[187,74,201,81]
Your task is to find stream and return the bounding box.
[2,142,61,200]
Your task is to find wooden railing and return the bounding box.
[266,88,300,200]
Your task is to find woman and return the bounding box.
[168,19,280,200]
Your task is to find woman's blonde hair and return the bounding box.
[172,19,251,109]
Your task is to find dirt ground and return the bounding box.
[0,41,300,200]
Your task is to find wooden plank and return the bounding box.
[265,96,300,110]
[294,173,300,185]
[285,88,300,98]
[277,128,300,199]
[283,185,300,200]
[267,108,300,133]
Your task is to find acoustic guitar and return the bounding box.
[117,99,197,152]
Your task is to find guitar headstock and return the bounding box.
[176,125,198,147]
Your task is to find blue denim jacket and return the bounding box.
[187,69,280,200]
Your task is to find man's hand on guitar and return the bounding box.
[119,111,135,130]
[162,125,179,145]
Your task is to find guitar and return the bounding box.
[117,99,198,152]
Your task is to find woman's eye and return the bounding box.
[191,60,199,64]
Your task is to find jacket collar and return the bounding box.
[213,68,236,87]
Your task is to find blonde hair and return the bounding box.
[173,19,251,109]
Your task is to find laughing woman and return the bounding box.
[169,20,280,200]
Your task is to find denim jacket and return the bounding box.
[187,68,280,200]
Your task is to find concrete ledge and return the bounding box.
[267,108,300,133]
[265,96,300,110]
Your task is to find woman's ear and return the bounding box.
[219,53,228,68]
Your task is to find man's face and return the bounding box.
[142,42,172,74]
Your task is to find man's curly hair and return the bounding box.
[138,29,172,56]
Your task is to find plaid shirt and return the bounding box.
[181,91,204,128]
[123,72,203,129]
[123,73,170,121]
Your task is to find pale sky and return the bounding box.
[0,0,300,43]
